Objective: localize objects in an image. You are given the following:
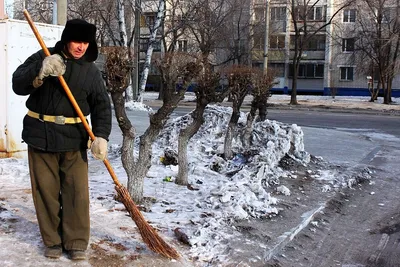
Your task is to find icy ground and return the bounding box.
[0,93,391,266]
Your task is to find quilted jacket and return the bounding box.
[12,43,111,152]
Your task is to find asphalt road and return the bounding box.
[164,106,400,165]
[169,106,400,137]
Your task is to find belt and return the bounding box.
[27,110,84,125]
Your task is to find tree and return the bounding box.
[243,68,275,148]
[12,0,53,22]
[137,0,165,101]
[288,0,351,105]
[100,47,138,199]
[350,0,400,104]
[175,67,230,186]
[223,65,253,159]
[155,0,193,99]
[186,0,242,67]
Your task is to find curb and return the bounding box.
[144,99,400,117]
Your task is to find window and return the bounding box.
[234,39,246,55]
[375,7,392,23]
[304,35,326,50]
[178,40,188,52]
[289,64,324,78]
[343,9,356,22]
[342,38,355,52]
[140,38,148,52]
[141,13,157,27]
[340,67,354,81]
[254,7,264,22]
[254,36,263,50]
[271,7,286,21]
[382,7,391,23]
[294,6,306,21]
[268,63,285,77]
[140,38,162,52]
[307,6,325,21]
[270,35,285,49]
[177,0,189,9]
[294,6,325,21]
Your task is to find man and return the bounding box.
[12,19,111,260]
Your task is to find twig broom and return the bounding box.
[22,9,180,260]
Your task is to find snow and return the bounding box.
[0,92,396,266]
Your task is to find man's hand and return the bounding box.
[88,137,108,160]
[38,54,66,80]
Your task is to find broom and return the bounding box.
[22,9,180,260]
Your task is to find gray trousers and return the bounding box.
[28,147,89,251]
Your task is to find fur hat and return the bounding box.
[58,19,98,62]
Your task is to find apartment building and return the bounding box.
[251,0,400,96]
[140,0,400,96]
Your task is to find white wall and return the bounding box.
[0,19,63,158]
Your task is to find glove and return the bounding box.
[88,137,108,160]
[32,76,44,88]
[38,54,66,80]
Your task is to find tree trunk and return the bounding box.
[176,133,189,186]
[176,105,206,185]
[382,79,390,104]
[224,123,235,159]
[129,133,155,202]
[243,101,258,149]
[258,95,268,121]
[368,80,378,102]
[387,78,393,103]
[110,91,138,200]
[224,92,244,160]
[138,0,165,101]
[128,94,183,201]
[290,58,299,105]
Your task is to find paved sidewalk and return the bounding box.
[143,92,400,115]
[267,95,400,115]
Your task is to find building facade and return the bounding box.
[251,0,400,96]
[140,0,400,96]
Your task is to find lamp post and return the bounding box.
[52,0,57,24]
[263,0,270,75]
[57,0,67,25]
[133,0,141,101]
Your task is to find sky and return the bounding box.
[0,92,395,266]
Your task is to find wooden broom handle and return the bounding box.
[23,10,122,187]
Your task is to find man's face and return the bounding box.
[67,41,89,59]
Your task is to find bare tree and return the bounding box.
[186,0,241,67]
[175,67,230,186]
[138,0,165,101]
[223,65,253,159]
[288,0,351,105]
[243,68,275,148]
[13,0,54,22]
[215,0,255,66]
[351,0,400,104]
[101,47,137,199]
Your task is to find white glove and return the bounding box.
[38,54,66,80]
[88,137,108,160]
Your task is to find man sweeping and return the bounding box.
[12,19,111,260]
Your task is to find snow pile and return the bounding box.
[147,105,310,262]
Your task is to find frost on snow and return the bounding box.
[150,105,310,261]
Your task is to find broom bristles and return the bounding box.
[115,184,180,260]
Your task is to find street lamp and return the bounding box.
[263,0,270,75]
[133,0,141,101]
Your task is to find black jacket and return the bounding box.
[12,44,111,152]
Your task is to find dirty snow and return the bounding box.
[0,92,394,266]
